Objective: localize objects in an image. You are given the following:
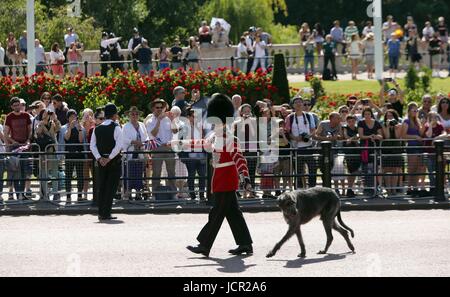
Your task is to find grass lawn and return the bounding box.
[290,77,450,96]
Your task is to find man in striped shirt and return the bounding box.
[186,94,254,257]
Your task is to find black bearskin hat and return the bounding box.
[207,93,234,124]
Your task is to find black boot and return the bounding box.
[186,245,210,257]
[228,245,253,255]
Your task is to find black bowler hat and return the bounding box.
[104,103,119,118]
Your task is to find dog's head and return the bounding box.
[277,192,298,217]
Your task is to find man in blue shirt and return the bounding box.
[387,33,401,78]
[18,31,27,61]
[330,20,345,54]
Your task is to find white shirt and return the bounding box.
[122,121,149,160]
[0,47,4,67]
[253,41,267,58]
[291,112,314,148]
[439,115,450,130]
[422,26,435,40]
[237,43,247,58]
[35,45,46,63]
[90,120,123,161]
[101,37,121,49]
[362,26,374,36]
[245,36,253,51]
[146,115,173,145]
[50,50,64,64]
[64,33,79,48]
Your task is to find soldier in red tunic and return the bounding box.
[186,94,254,257]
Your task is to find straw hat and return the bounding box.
[124,106,143,116]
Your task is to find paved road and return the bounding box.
[0,210,448,277]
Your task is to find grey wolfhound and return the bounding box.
[266,187,355,258]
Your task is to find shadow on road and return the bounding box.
[96,220,125,225]
[268,252,351,268]
[174,255,256,273]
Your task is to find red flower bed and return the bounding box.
[0,68,285,114]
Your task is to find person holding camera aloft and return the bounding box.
[36,109,61,199]
[60,109,85,202]
[285,96,316,189]
[380,78,405,118]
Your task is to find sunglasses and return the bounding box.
[154,106,164,109]
[340,110,349,113]
[303,103,311,106]
[441,101,449,104]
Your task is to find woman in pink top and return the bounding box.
[68,42,82,76]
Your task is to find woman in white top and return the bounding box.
[250,34,267,72]
[122,106,149,200]
[437,97,450,132]
[236,36,249,73]
[348,34,362,80]
[49,42,65,78]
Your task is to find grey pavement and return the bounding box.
[0,210,449,277]
[0,196,449,216]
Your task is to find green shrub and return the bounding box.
[271,53,290,104]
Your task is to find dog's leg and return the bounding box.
[318,220,334,254]
[295,227,306,258]
[333,220,355,253]
[266,225,297,258]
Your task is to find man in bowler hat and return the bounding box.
[90,103,123,220]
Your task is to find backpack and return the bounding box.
[323,68,333,81]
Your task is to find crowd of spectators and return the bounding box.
[1,78,449,202]
[299,16,450,79]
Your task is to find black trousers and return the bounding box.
[65,160,84,198]
[324,54,337,78]
[197,191,253,250]
[97,158,121,218]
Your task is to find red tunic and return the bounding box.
[183,131,250,193]
[212,138,250,193]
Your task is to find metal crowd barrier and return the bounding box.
[0,140,448,208]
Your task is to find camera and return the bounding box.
[300,132,310,142]
[384,78,393,82]
[362,99,369,105]
[48,111,54,116]
[389,119,398,127]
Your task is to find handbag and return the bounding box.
[36,133,55,151]
[360,139,369,164]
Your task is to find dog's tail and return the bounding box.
[337,211,354,238]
